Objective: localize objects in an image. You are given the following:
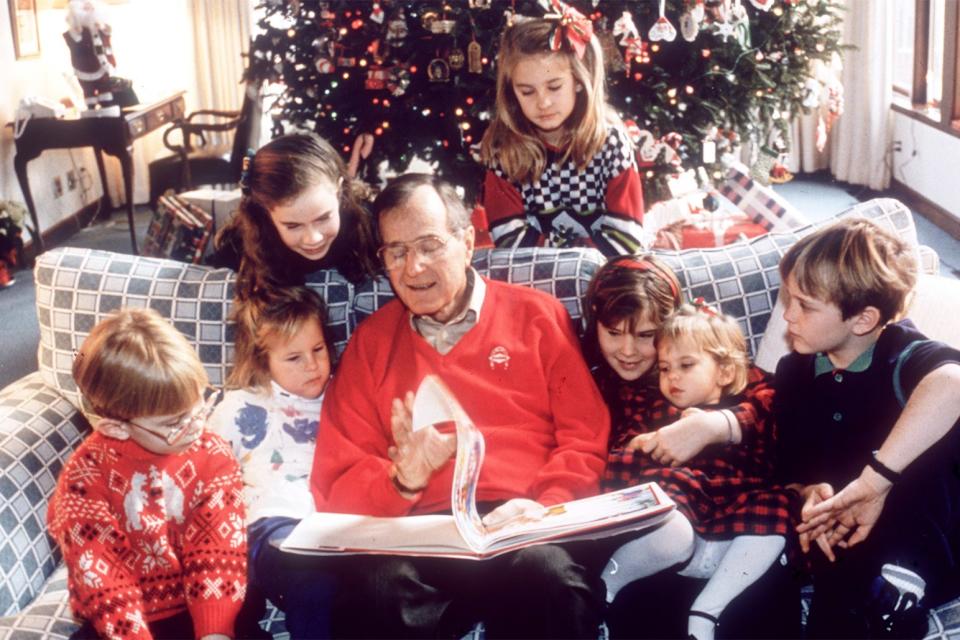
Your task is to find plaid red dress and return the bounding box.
[599,365,795,537]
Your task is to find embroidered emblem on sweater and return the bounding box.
[489,346,510,370]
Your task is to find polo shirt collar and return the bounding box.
[814,342,876,377]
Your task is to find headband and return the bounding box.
[610,256,681,304]
[541,0,593,59]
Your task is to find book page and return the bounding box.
[281,512,468,555]
[412,375,486,552]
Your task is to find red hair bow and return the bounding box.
[693,297,718,317]
[544,0,593,59]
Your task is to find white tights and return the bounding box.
[602,511,785,640]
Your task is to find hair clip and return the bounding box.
[692,297,718,317]
[541,0,593,59]
[239,148,256,196]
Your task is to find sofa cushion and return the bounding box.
[651,198,924,357]
[352,247,607,331]
[33,248,354,415]
[0,373,89,617]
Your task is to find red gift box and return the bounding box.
[678,220,769,248]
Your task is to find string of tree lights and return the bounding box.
[244,0,844,204]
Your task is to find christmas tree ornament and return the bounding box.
[448,47,466,70]
[467,38,482,73]
[542,0,593,59]
[370,2,385,24]
[468,0,491,8]
[649,0,678,42]
[421,9,439,31]
[428,57,451,82]
[750,0,775,10]
[612,11,644,75]
[705,0,731,22]
[388,65,412,96]
[365,65,389,90]
[680,11,699,41]
[319,2,335,21]
[691,0,706,22]
[386,8,408,43]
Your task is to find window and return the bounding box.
[893,0,960,131]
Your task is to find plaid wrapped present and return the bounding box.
[718,161,809,232]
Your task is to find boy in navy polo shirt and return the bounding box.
[773,217,960,638]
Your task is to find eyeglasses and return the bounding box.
[127,388,222,446]
[377,234,456,271]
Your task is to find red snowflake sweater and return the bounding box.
[311,278,610,516]
[47,431,247,640]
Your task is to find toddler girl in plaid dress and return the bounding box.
[479,6,645,256]
[584,255,792,640]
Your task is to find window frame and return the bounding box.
[894,0,960,135]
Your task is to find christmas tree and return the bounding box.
[245,0,844,204]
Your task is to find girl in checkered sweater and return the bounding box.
[584,256,792,640]
[479,9,645,256]
[48,308,247,640]
[208,287,336,640]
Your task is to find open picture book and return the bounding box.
[281,375,676,560]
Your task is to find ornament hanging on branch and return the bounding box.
[649,0,678,42]
[467,38,483,73]
[388,65,411,96]
[386,8,408,43]
[612,11,645,75]
[428,57,451,82]
[370,2,385,24]
[449,47,466,71]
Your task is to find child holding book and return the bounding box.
[774,217,960,637]
[209,286,336,639]
[209,132,379,299]
[48,308,247,640]
[479,6,645,256]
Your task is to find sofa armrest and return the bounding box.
[0,372,90,616]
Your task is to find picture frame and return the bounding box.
[8,0,41,59]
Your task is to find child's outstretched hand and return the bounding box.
[481,498,547,532]
[387,392,456,495]
[626,408,725,466]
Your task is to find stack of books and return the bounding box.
[141,192,214,263]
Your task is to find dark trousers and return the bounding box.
[72,610,195,639]
[331,543,605,639]
[805,436,960,638]
[242,516,338,640]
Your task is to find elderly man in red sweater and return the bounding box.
[310,172,610,638]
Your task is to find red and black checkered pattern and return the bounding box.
[601,366,795,537]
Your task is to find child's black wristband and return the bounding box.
[868,451,901,484]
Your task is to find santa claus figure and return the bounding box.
[64,0,119,114]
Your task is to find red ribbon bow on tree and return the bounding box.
[543,0,593,59]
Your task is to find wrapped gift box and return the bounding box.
[178,188,243,234]
[677,219,769,248]
[717,161,809,232]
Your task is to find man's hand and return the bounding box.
[626,408,726,466]
[798,466,892,555]
[387,392,456,495]
[481,498,547,531]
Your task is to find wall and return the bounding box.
[891,111,960,219]
[1,0,202,244]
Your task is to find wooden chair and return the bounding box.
[148,86,260,206]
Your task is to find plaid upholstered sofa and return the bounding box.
[1,197,958,638]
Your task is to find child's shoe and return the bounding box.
[867,564,929,639]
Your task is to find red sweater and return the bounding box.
[48,432,247,640]
[311,278,609,516]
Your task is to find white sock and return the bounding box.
[602,511,695,603]
[685,535,785,640]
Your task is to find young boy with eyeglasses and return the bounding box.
[773,218,960,638]
[49,308,248,640]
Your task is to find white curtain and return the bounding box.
[189,0,252,147]
[786,0,894,190]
